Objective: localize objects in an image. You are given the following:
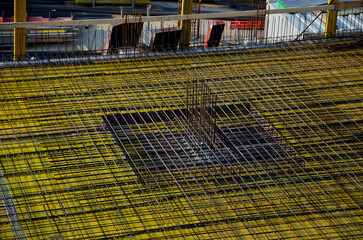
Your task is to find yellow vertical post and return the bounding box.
[14,0,27,61]
[180,0,193,49]
[325,0,339,38]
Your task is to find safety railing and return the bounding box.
[0,1,362,60]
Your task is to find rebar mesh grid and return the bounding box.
[0,39,362,239]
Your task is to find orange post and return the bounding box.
[14,0,26,60]
[180,0,193,49]
[325,0,339,38]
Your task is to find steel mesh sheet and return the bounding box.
[0,39,362,239]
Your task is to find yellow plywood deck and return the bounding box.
[0,39,362,239]
[0,202,10,234]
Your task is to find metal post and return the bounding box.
[14,0,26,61]
[147,4,151,30]
[92,0,95,8]
[180,0,193,49]
[325,0,339,37]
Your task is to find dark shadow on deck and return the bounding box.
[103,103,300,186]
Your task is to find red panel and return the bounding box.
[3,16,14,22]
[230,21,265,30]
[2,16,72,22]
[27,16,50,22]
[204,21,225,47]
